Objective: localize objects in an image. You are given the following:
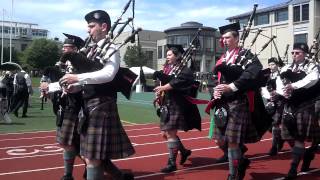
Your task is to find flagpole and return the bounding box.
[1,9,4,64]
[9,0,13,62]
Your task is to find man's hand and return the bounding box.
[59,74,79,86]
[283,83,294,99]
[270,90,278,101]
[153,85,164,96]
[213,84,232,99]
[64,83,82,94]
[39,82,49,98]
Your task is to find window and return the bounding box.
[302,4,309,21]
[167,36,175,44]
[237,17,249,28]
[176,35,189,47]
[254,13,269,26]
[294,33,308,44]
[293,6,300,22]
[275,8,288,22]
[293,4,309,22]
[157,46,163,59]
[204,37,214,52]
[145,51,153,61]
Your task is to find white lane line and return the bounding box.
[0,143,59,150]
[273,167,320,180]
[121,120,138,125]
[0,130,56,136]
[134,136,208,146]
[0,152,62,161]
[129,128,209,138]
[0,121,210,136]
[3,141,315,180]
[0,127,210,150]
[0,138,273,175]
[0,136,56,142]
[0,136,213,161]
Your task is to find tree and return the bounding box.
[20,38,61,70]
[123,44,148,67]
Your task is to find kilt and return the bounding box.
[272,99,285,126]
[160,98,188,131]
[56,107,80,147]
[56,93,82,148]
[213,96,259,144]
[316,100,320,127]
[80,96,135,160]
[281,102,320,142]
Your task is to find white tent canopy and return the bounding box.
[129,66,156,75]
[129,66,156,92]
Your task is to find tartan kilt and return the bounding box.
[160,98,188,131]
[80,96,135,160]
[213,97,260,144]
[316,100,320,127]
[281,102,320,142]
[56,108,80,147]
[272,99,285,125]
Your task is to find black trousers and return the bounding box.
[10,89,29,116]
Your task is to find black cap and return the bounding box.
[293,42,309,53]
[85,10,111,27]
[167,44,185,54]
[63,33,85,49]
[218,22,240,35]
[268,57,279,64]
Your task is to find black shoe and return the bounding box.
[21,114,28,118]
[82,168,87,180]
[268,146,278,156]
[237,158,250,180]
[301,149,315,172]
[180,149,191,165]
[277,140,285,151]
[14,111,18,117]
[120,172,134,180]
[61,175,74,180]
[240,145,248,155]
[284,167,297,180]
[215,154,228,163]
[160,164,177,173]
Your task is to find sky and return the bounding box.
[1,0,288,41]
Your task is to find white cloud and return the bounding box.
[0,0,286,40]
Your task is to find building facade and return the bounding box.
[156,21,223,72]
[115,30,166,68]
[1,20,48,52]
[226,0,320,66]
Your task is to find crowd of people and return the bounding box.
[13,7,318,180]
[0,69,32,124]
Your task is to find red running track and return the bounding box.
[0,121,319,180]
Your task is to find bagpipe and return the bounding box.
[153,29,202,102]
[279,66,320,108]
[207,4,274,138]
[152,29,202,118]
[278,29,320,107]
[59,0,138,100]
[309,28,320,63]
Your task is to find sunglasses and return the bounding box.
[291,51,303,55]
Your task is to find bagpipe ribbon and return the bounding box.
[184,96,216,139]
[247,91,255,112]
[185,96,213,114]
[208,107,216,139]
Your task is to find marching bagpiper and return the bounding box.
[276,42,320,179]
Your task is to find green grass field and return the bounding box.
[0,79,210,134]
